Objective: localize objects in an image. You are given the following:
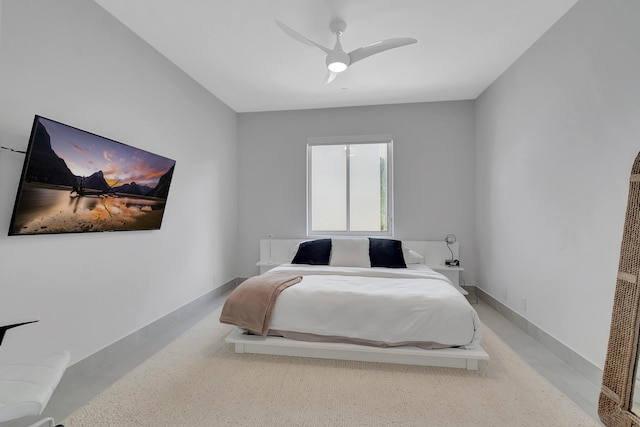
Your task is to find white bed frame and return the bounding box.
[226,328,488,370]
[226,239,488,371]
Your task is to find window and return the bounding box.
[307,135,393,236]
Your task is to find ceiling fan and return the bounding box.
[275,19,417,84]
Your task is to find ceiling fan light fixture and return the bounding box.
[327,61,348,73]
[276,18,416,83]
[326,49,350,73]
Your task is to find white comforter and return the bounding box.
[268,264,482,349]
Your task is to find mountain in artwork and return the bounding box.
[147,165,174,199]
[26,122,76,186]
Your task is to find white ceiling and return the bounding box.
[94,0,578,113]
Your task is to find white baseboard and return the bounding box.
[63,281,603,388]
[65,279,237,377]
[57,280,604,416]
[475,286,603,387]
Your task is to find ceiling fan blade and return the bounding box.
[275,19,332,54]
[348,37,417,65]
[323,70,338,84]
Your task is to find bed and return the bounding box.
[221,238,488,370]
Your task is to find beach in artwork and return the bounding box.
[10,183,166,234]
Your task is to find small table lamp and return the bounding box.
[445,234,459,266]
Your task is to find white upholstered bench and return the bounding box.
[0,351,70,427]
[0,321,70,427]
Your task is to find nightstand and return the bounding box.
[429,265,463,287]
[256,261,281,274]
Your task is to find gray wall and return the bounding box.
[237,101,476,281]
[475,0,640,368]
[0,0,238,363]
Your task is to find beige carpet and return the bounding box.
[63,309,599,427]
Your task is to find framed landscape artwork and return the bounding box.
[8,116,176,235]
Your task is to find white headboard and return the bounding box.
[258,239,458,268]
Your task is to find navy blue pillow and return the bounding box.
[291,239,332,265]
[369,238,406,268]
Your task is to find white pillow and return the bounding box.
[330,238,371,268]
[402,247,425,264]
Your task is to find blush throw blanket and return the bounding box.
[220,271,303,335]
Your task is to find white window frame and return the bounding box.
[307,134,394,237]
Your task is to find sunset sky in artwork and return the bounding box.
[39,117,175,188]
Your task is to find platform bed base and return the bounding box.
[225,328,489,371]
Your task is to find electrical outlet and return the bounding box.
[503,288,508,301]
